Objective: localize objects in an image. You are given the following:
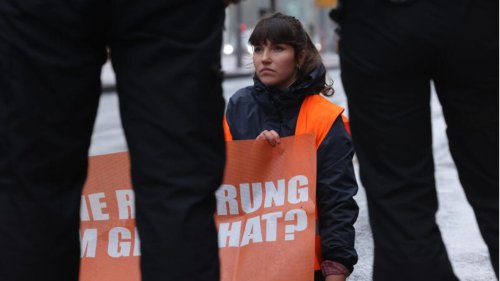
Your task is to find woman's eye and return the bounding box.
[273,46,284,52]
[253,47,262,53]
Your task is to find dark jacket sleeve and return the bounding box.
[316,115,359,273]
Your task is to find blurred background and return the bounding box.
[222,0,339,67]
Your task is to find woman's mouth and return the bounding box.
[260,68,274,73]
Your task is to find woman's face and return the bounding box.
[253,41,298,89]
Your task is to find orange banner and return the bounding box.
[80,152,140,281]
[216,134,317,281]
[80,134,317,281]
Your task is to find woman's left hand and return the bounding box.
[256,130,281,146]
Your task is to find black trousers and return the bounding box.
[338,0,498,280]
[0,1,226,281]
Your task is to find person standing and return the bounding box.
[0,1,237,280]
[331,0,499,280]
[224,13,359,281]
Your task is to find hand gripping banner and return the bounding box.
[80,134,317,281]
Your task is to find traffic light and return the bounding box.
[315,0,337,8]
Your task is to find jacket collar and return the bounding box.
[252,63,327,117]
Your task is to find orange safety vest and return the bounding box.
[223,94,350,271]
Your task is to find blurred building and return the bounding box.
[223,0,339,61]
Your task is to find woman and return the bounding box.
[223,13,358,281]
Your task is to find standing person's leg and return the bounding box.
[0,1,107,280]
[341,63,458,281]
[434,0,499,277]
[338,1,460,279]
[110,1,225,280]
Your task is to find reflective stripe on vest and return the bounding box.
[223,94,348,271]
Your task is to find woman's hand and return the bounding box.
[256,130,281,146]
[325,274,346,281]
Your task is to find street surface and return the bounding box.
[89,69,496,281]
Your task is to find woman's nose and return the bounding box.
[261,49,271,62]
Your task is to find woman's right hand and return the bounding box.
[256,130,281,146]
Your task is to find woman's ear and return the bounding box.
[297,51,306,68]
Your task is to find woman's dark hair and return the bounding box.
[249,12,333,96]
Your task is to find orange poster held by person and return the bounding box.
[80,135,317,281]
[216,134,317,281]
